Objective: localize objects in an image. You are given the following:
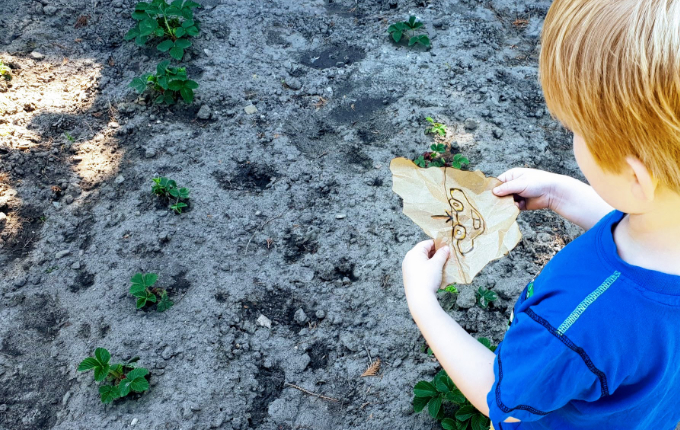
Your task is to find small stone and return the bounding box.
[335,214,346,219]
[294,308,308,324]
[52,201,61,210]
[464,118,479,131]
[43,5,57,15]
[256,314,272,329]
[315,310,326,319]
[144,148,156,158]
[244,104,258,114]
[131,418,138,426]
[203,48,213,57]
[30,51,45,60]
[114,175,125,184]
[492,128,504,139]
[71,261,81,270]
[64,195,74,204]
[108,121,119,128]
[161,346,173,360]
[285,78,302,90]
[13,277,27,288]
[55,250,70,259]
[196,105,212,120]
[0,212,6,227]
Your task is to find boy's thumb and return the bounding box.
[431,245,450,265]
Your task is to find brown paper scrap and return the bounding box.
[390,157,522,286]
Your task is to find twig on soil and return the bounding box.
[284,383,339,402]
[244,212,285,254]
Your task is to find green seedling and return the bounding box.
[451,154,470,170]
[130,60,198,104]
[0,60,11,80]
[426,117,447,136]
[125,0,201,60]
[413,339,495,430]
[130,272,174,312]
[64,132,76,142]
[476,287,498,309]
[444,285,459,294]
[437,284,459,311]
[77,348,150,404]
[388,16,431,48]
[151,176,190,214]
[415,148,469,170]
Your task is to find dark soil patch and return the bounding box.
[240,289,316,327]
[68,269,95,293]
[0,204,44,264]
[330,97,390,124]
[283,228,319,263]
[299,45,366,69]
[308,341,331,370]
[250,365,285,428]
[213,162,278,191]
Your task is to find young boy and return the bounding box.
[401,1,680,429]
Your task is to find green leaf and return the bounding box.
[455,405,477,421]
[131,11,148,20]
[180,87,194,103]
[408,36,418,47]
[155,95,165,104]
[170,46,184,60]
[471,414,490,430]
[164,91,176,105]
[442,418,457,430]
[182,19,195,28]
[391,30,402,43]
[146,291,157,303]
[413,395,430,413]
[456,420,470,430]
[478,338,492,349]
[175,27,186,38]
[526,281,534,299]
[408,16,417,27]
[157,60,171,75]
[143,273,158,288]
[135,2,151,10]
[446,389,467,404]
[130,284,148,297]
[414,381,438,398]
[95,348,111,365]
[175,38,192,49]
[157,39,174,52]
[125,27,140,41]
[435,373,454,393]
[417,34,431,48]
[186,26,199,36]
[427,396,442,419]
[129,77,148,93]
[185,80,199,90]
[131,273,144,285]
[155,28,165,37]
[136,297,148,308]
[181,7,193,19]
[118,380,131,397]
[93,363,110,382]
[171,0,184,8]
[412,21,424,29]
[99,385,121,404]
[127,368,150,392]
[77,357,99,371]
[177,188,190,198]
[157,291,174,312]
[166,6,182,16]
[168,80,183,91]
[139,18,158,36]
[135,35,149,46]
[184,0,201,8]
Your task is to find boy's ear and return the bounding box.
[626,156,658,202]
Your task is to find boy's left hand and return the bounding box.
[402,240,450,305]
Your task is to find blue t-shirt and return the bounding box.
[487,211,680,430]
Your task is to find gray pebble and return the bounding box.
[196,105,212,120]
[145,148,156,158]
[294,308,308,324]
[464,118,479,131]
[285,78,302,90]
[55,250,71,259]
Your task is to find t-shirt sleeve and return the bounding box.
[487,308,604,425]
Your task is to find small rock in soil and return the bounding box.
[114,175,125,184]
[145,148,156,158]
[336,214,346,219]
[294,308,308,324]
[493,128,504,139]
[256,314,272,329]
[464,118,479,131]
[43,5,57,15]
[456,287,477,309]
[285,78,302,90]
[196,105,212,120]
[0,212,6,227]
[244,104,258,114]
[55,250,71,259]
[30,51,44,60]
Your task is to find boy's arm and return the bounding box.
[402,241,519,422]
[492,168,613,231]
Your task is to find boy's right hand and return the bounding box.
[492,168,564,211]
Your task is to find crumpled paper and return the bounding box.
[390,157,522,286]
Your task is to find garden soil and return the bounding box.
[0,0,609,429]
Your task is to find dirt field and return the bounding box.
[0,0,588,429]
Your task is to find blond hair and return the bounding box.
[540,0,680,190]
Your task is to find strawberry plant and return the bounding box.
[130,272,174,312]
[130,60,198,105]
[125,0,201,60]
[77,348,150,404]
[426,117,447,136]
[413,339,495,430]
[415,146,469,169]
[475,287,498,309]
[151,176,191,214]
[388,16,430,48]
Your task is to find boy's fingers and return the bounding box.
[493,180,526,197]
[496,168,522,183]
[429,245,450,266]
[410,239,435,257]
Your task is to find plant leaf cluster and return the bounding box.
[130,272,174,311]
[426,117,447,136]
[414,145,470,169]
[152,176,191,213]
[413,339,496,430]
[476,287,498,309]
[130,60,198,105]
[77,348,150,404]
[125,0,200,60]
[0,60,11,80]
[388,16,431,48]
